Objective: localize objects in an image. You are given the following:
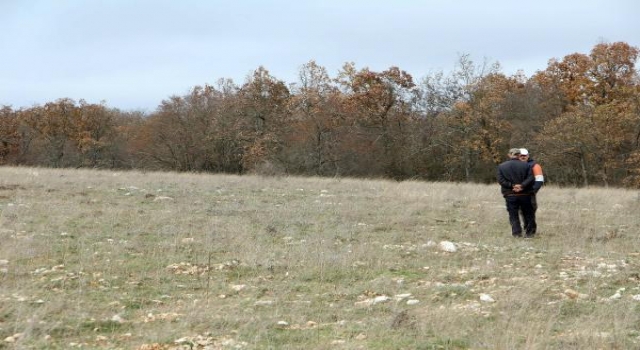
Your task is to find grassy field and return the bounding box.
[1,166,639,349]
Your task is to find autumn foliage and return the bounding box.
[2,42,639,187]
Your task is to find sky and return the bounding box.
[1,0,639,112]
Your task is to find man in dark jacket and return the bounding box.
[497,148,536,238]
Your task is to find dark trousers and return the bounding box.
[505,195,536,236]
[531,194,537,212]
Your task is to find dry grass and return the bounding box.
[1,166,639,349]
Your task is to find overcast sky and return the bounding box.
[1,0,638,112]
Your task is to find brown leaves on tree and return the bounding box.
[1,41,640,187]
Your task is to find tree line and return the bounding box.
[1,41,639,187]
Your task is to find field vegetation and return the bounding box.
[1,166,639,349]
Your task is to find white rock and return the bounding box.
[4,333,23,343]
[479,293,495,303]
[355,295,392,307]
[372,295,391,304]
[438,241,457,253]
[231,284,247,292]
[110,315,125,323]
[175,337,190,344]
[631,294,640,301]
[423,240,436,248]
[354,300,373,307]
[0,260,8,266]
[277,321,289,326]
[406,299,420,305]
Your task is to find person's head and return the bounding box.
[519,148,530,162]
[508,148,521,159]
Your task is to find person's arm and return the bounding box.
[532,164,544,192]
[521,166,535,189]
[497,166,511,188]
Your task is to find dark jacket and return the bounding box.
[497,158,535,197]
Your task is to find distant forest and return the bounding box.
[1,41,639,187]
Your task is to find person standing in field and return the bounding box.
[497,148,536,238]
[519,148,544,212]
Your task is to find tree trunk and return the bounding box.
[579,152,589,187]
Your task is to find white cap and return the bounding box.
[520,148,529,156]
